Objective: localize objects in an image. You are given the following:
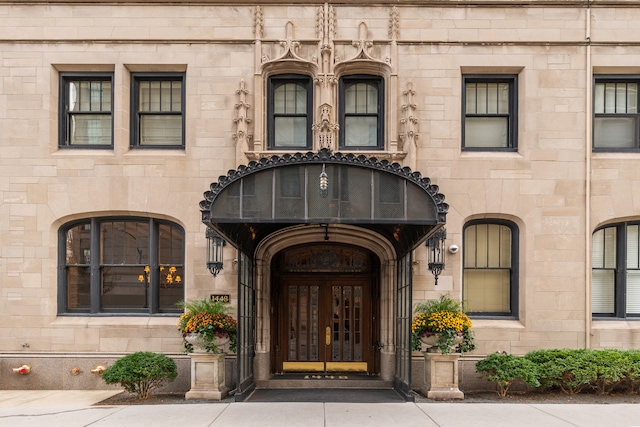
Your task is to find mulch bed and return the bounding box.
[96,390,640,405]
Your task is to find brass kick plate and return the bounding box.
[282,362,325,372]
[325,362,368,372]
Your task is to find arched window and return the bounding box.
[592,222,640,318]
[267,75,312,149]
[339,75,384,150]
[58,217,184,314]
[463,220,519,317]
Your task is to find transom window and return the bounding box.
[59,217,184,314]
[59,73,113,148]
[593,77,640,150]
[268,75,312,149]
[131,73,185,148]
[462,75,517,151]
[339,76,384,150]
[592,222,640,317]
[463,220,519,317]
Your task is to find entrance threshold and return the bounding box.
[256,372,392,390]
[246,388,404,403]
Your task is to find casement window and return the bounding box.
[593,77,640,150]
[268,75,312,149]
[59,217,184,314]
[592,223,640,318]
[131,74,185,148]
[339,76,384,150]
[463,220,519,317]
[59,73,113,148]
[462,75,517,151]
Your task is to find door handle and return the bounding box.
[326,326,331,346]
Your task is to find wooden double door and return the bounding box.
[274,275,377,374]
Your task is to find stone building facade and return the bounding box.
[1,0,639,396]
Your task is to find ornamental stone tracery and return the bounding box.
[241,3,409,162]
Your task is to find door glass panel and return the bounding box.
[332,286,341,361]
[289,285,297,360]
[310,286,319,360]
[299,286,308,359]
[354,286,362,361]
[283,279,371,372]
[342,286,352,361]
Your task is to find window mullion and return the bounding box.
[618,224,627,317]
[149,219,159,314]
[90,218,101,314]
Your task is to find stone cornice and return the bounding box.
[0,0,604,7]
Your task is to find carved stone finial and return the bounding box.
[351,22,374,60]
[316,5,324,39]
[233,80,253,150]
[389,6,400,40]
[399,81,419,152]
[277,21,302,60]
[254,6,263,39]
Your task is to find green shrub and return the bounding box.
[526,348,632,394]
[476,353,540,397]
[101,352,178,400]
[621,350,640,394]
[587,349,627,394]
[479,348,640,397]
[525,349,591,394]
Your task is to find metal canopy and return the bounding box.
[200,150,448,258]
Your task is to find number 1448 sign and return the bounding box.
[210,294,230,303]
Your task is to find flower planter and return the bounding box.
[419,333,463,353]
[184,333,230,354]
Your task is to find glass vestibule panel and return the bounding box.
[394,252,413,400]
[236,251,255,401]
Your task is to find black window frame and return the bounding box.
[593,75,640,152]
[267,74,313,150]
[59,72,114,149]
[339,75,385,151]
[131,73,186,149]
[58,216,185,315]
[462,75,518,152]
[463,219,519,318]
[592,222,640,319]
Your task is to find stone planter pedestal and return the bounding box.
[185,353,228,400]
[420,352,464,400]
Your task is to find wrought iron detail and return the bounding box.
[200,148,449,223]
[281,244,371,273]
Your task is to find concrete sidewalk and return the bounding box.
[0,391,640,427]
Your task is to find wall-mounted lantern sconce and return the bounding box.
[427,227,447,286]
[206,228,226,277]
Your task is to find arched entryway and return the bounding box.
[200,149,448,400]
[270,243,380,375]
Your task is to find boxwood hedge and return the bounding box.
[476,349,640,396]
